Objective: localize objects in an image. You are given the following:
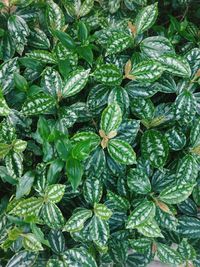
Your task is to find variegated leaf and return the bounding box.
[136,219,163,238]
[130,60,163,82]
[100,102,122,135]
[159,181,196,204]
[10,197,43,217]
[156,55,191,78]
[8,15,29,55]
[141,130,169,168]
[46,0,65,32]
[41,202,65,229]
[93,64,123,86]
[135,3,158,34]
[21,93,56,116]
[108,139,136,165]
[94,203,112,220]
[126,200,156,229]
[22,233,43,252]
[63,208,93,232]
[62,69,90,98]
[140,36,175,58]
[45,184,65,203]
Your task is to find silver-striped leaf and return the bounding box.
[127,168,151,194]
[62,69,90,98]
[45,184,66,203]
[63,208,93,232]
[140,36,175,58]
[108,139,136,165]
[41,202,65,229]
[159,181,196,204]
[126,200,156,229]
[21,93,56,116]
[100,102,122,135]
[7,15,30,55]
[135,3,158,34]
[141,130,169,168]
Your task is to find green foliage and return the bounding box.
[0,0,200,266]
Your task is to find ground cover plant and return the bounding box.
[0,0,200,266]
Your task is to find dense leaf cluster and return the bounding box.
[0,0,200,266]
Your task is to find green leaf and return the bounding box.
[63,208,92,232]
[130,60,163,82]
[140,36,175,58]
[156,54,191,78]
[77,45,93,65]
[22,233,43,251]
[66,157,83,190]
[62,69,90,98]
[94,203,112,220]
[136,219,163,238]
[135,3,158,34]
[106,31,132,56]
[127,168,151,194]
[159,181,196,204]
[7,15,29,55]
[45,184,65,203]
[16,171,35,199]
[26,50,57,64]
[6,250,38,267]
[157,243,182,265]
[46,0,65,32]
[21,93,56,116]
[100,102,122,134]
[83,176,103,205]
[108,139,136,165]
[47,160,64,185]
[93,64,123,86]
[141,130,169,168]
[53,30,76,50]
[10,197,43,217]
[41,202,65,229]
[175,90,196,124]
[126,200,156,229]
[31,223,50,247]
[77,21,88,43]
[14,73,28,92]
[71,131,100,160]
